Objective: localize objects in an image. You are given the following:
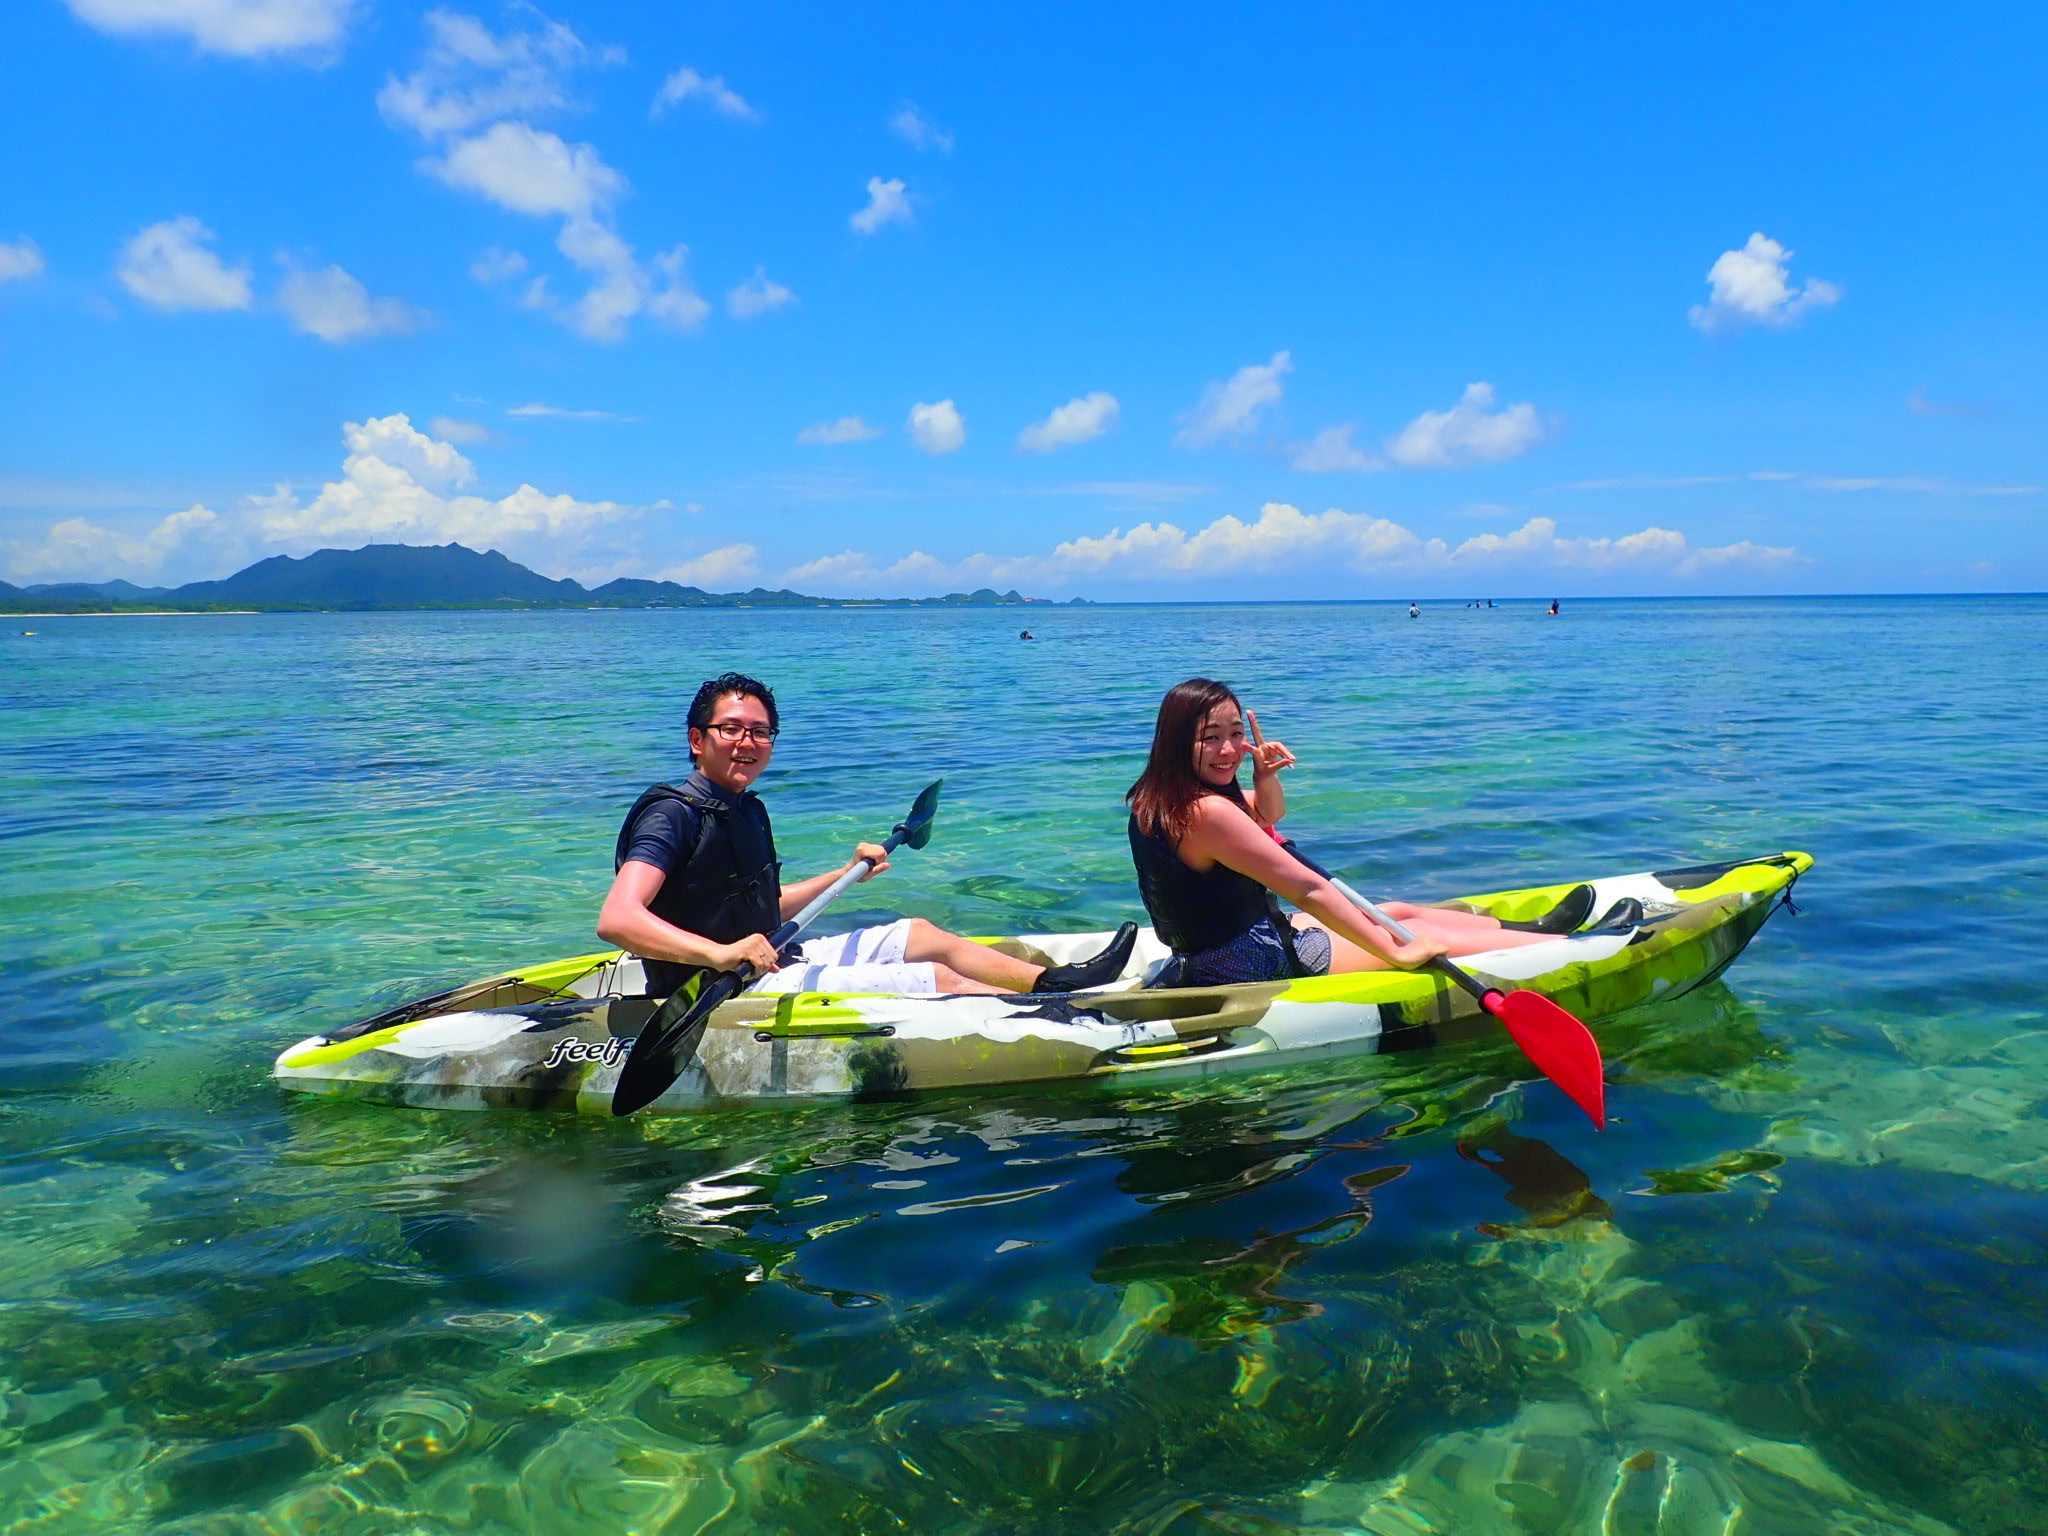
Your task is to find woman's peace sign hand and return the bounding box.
[1246,710,1296,779]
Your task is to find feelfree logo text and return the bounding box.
[542,1036,632,1070]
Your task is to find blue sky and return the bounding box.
[2,1,2042,598]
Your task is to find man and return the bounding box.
[597,671,1136,998]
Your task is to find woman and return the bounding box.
[1126,678,1576,986]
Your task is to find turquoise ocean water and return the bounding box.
[2,596,2044,1534]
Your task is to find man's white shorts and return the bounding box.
[744,918,941,997]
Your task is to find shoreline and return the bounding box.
[3,591,2041,620]
[8,610,264,618]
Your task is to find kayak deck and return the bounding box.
[273,851,1810,1113]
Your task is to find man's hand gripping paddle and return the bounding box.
[610,780,943,1116]
[1287,844,1607,1128]
[1238,707,1605,1129]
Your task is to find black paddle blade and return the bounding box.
[610,971,741,1116]
[898,779,943,851]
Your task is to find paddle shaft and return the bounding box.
[611,784,942,1115]
[723,817,920,993]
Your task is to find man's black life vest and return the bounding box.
[615,777,781,996]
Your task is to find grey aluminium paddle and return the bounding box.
[609,780,943,1116]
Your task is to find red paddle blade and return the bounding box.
[1485,990,1607,1129]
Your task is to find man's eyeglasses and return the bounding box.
[704,722,779,744]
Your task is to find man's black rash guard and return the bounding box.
[614,768,782,997]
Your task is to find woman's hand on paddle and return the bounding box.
[711,934,783,974]
[849,841,891,882]
[1246,710,1296,780]
[1387,935,1448,970]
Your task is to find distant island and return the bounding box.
[0,543,1088,614]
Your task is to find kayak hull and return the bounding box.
[273,852,1810,1114]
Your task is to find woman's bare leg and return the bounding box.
[1293,913,1561,975]
[1374,901,1521,933]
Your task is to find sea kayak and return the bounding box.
[273,851,1809,1114]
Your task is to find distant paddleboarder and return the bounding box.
[1547,599,1560,616]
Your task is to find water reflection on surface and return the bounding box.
[0,982,2029,1533]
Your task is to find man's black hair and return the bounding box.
[688,672,779,756]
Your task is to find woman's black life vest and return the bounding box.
[1128,810,1288,957]
[615,778,781,996]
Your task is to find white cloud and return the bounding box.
[428,415,491,444]
[385,16,716,350]
[1384,382,1546,468]
[507,220,704,342]
[727,267,795,318]
[1043,503,1426,580]
[115,217,253,312]
[1292,424,1382,473]
[245,413,634,560]
[507,402,632,421]
[646,245,711,331]
[425,121,625,218]
[470,246,527,283]
[0,238,46,283]
[551,217,641,341]
[3,505,221,583]
[1175,350,1291,447]
[655,545,760,587]
[379,9,603,138]
[64,0,354,58]
[0,413,683,587]
[652,67,757,120]
[782,549,946,591]
[339,412,476,489]
[889,104,953,153]
[1018,392,1120,453]
[798,416,883,445]
[908,399,966,454]
[423,127,706,343]
[1689,232,1842,331]
[770,504,1805,596]
[277,259,425,342]
[1671,539,1808,574]
[851,177,913,235]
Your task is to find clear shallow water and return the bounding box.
[1,596,2044,1534]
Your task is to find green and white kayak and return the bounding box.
[273,851,1810,1114]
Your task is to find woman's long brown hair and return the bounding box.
[1126,677,1248,844]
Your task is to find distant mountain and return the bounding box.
[171,543,584,609]
[0,542,1091,613]
[21,578,171,600]
[586,577,714,604]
